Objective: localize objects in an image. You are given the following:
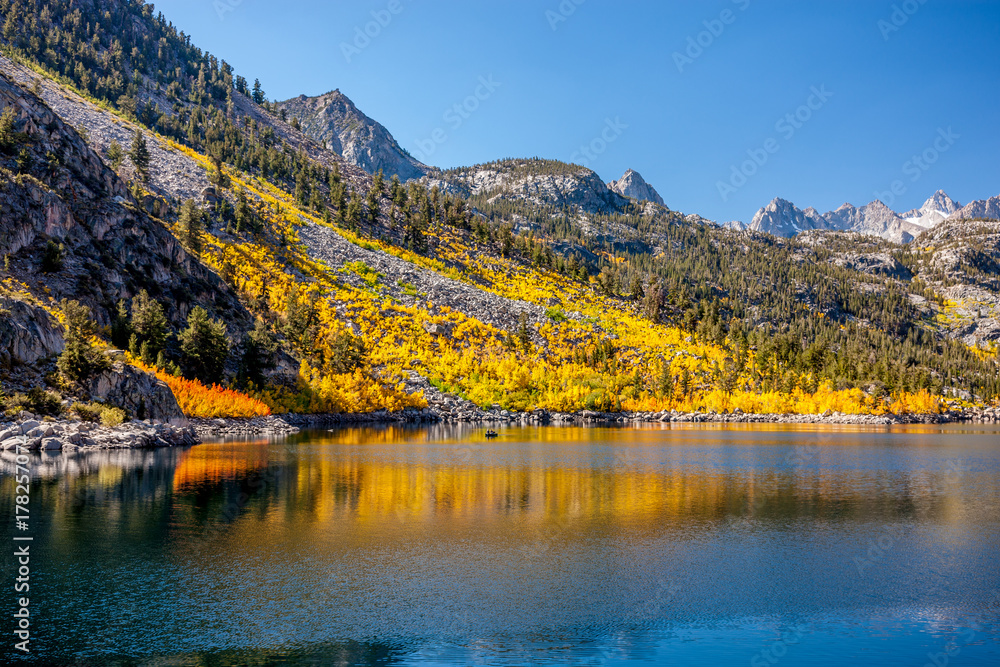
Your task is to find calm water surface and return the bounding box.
[2,423,999,665]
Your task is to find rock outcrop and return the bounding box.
[0,417,197,452]
[277,90,429,181]
[750,196,933,243]
[749,198,831,237]
[902,190,962,228]
[0,297,64,366]
[608,169,665,206]
[88,362,185,422]
[429,159,629,215]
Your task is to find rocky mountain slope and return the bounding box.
[608,169,665,206]
[277,90,429,181]
[749,198,831,237]
[429,159,630,214]
[950,195,1000,221]
[0,71,248,333]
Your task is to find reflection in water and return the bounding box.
[1,424,999,665]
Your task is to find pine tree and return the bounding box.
[365,186,380,224]
[180,199,202,254]
[111,299,132,349]
[40,240,64,273]
[105,140,124,171]
[252,78,265,105]
[238,318,278,387]
[0,107,23,153]
[129,129,151,182]
[130,290,169,356]
[659,363,674,398]
[57,300,109,383]
[517,313,532,354]
[345,190,362,230]
[178,307,230,384]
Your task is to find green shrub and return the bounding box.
[545,307,567,323]
[99,407,126,428]
[71,402,104,423]
[5,387,63,417]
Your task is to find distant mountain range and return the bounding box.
[282,91,996,246]
[746,190,999,244]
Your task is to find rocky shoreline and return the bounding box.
[0,414,198,452]
[193,405,1000,438]
[3,405,997,454]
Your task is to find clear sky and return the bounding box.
[157,0,999,223]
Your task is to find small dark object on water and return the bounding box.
[485,430,498,439]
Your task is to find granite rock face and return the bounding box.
[88,362,185,422]
[901,190,963,228]
[608,169,665,206]
[749,198,832,237]
[0,298,64,366]
[277,90,428,181]
[0,68,251,335]
[427,159,630,215]
[749,196,927,243]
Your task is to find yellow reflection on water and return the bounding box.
[164,425,998,532]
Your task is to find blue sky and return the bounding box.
[160,0,999,223]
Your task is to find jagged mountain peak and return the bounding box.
[923,190,962,214]
[607,169,664,206]
[749,197,830,237]
[749,191,980,243]
[902,190,963,229]
[277,90,429,181]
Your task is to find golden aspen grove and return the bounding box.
[128,142,952,419]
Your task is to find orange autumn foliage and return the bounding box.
[132,360,271,418]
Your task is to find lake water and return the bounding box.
[2,424,1000,666]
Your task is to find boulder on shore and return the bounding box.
[88,362,184,422]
